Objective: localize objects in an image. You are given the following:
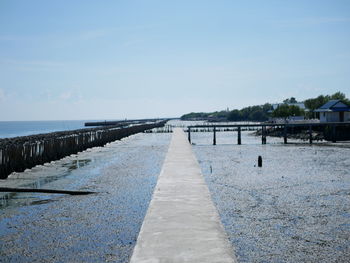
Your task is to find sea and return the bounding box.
[0,120,103,139]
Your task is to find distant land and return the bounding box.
[181,92,350,122]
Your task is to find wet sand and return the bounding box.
[1,129,349,262]
[192,131,350,262]
[0,133,171,262]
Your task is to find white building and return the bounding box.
[315,100,350,122]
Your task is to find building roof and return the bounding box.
[314,99,350,112]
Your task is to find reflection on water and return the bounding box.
[62,159,91,171]
[193,131,350,262]
[0,159,92,208]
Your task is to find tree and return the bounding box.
[330,92,350,104]
[283,97,297,104]
[227,110,242,121]
[272,104,304,118]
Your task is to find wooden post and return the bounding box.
[309,125,312,144]
[237,127,241,145]
[258,156,262,167]
[332,125,336,143]
[188,127,191,143]
[262,126,266,144]
[284,125,288,144]
[213,126,216,145]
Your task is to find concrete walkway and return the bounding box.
[130,128,237,263]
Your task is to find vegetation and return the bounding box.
[180,91,349,122]
[304,92,350,118]
[181,104,272,122]
[227,104,272,121]
[272,104,304,118]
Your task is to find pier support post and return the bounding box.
[237,127,241,145]
[284,125,288,144]
[309,125,313,144]
[188,127,191,143]
[262,126,266,144]
[213,126,216,145]
[332,125,337,143]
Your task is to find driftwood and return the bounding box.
[0,187,96,195]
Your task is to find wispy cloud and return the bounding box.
[0,59,68,72]
[0,35,37,42]
[276,17,350,27]
[58,87,83,102]
[0,24,154,44]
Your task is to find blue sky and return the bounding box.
[0,0,349,120]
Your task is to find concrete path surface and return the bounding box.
[130,128,237,263]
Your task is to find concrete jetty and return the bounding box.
[130,128,236,263]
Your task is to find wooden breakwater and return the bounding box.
[84,118,168,127]
[0,121,167,179]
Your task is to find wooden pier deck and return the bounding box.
[130,128,236,263]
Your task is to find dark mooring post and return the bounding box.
[262,126,266,144]
[332,125,337,143]
[309,125,313,144]
[258,156,262,167]
[283,125,288,144]
[237,126,241,145]
[213,126,216,145]
[188,127,191,143]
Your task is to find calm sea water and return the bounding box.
[0,120,97,139]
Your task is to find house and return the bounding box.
[314,100,350,122]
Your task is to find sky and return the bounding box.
[0,0,350,121]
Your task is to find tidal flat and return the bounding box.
[192,131,350,262]
[1,129,349,262]
[0,133,171,263]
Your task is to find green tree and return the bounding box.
[283,97,297,103]
[227,110,242,121]
[272,104,305,118]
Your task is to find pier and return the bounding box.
[187,122,350,145]
[130,128,236,263]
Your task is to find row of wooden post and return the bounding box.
[187,124,338,145]
[0,121,166,179]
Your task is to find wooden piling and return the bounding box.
[262,126,266,144]
[309,125,313,144]
[188,127,191,143]
[283,125,288,144]
[237,127,241,145]
[258,156,262,167]
[0,121,167,179]
[213,126,216,145]
[332,125,337,143]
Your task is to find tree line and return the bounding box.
[180,91,349,121]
